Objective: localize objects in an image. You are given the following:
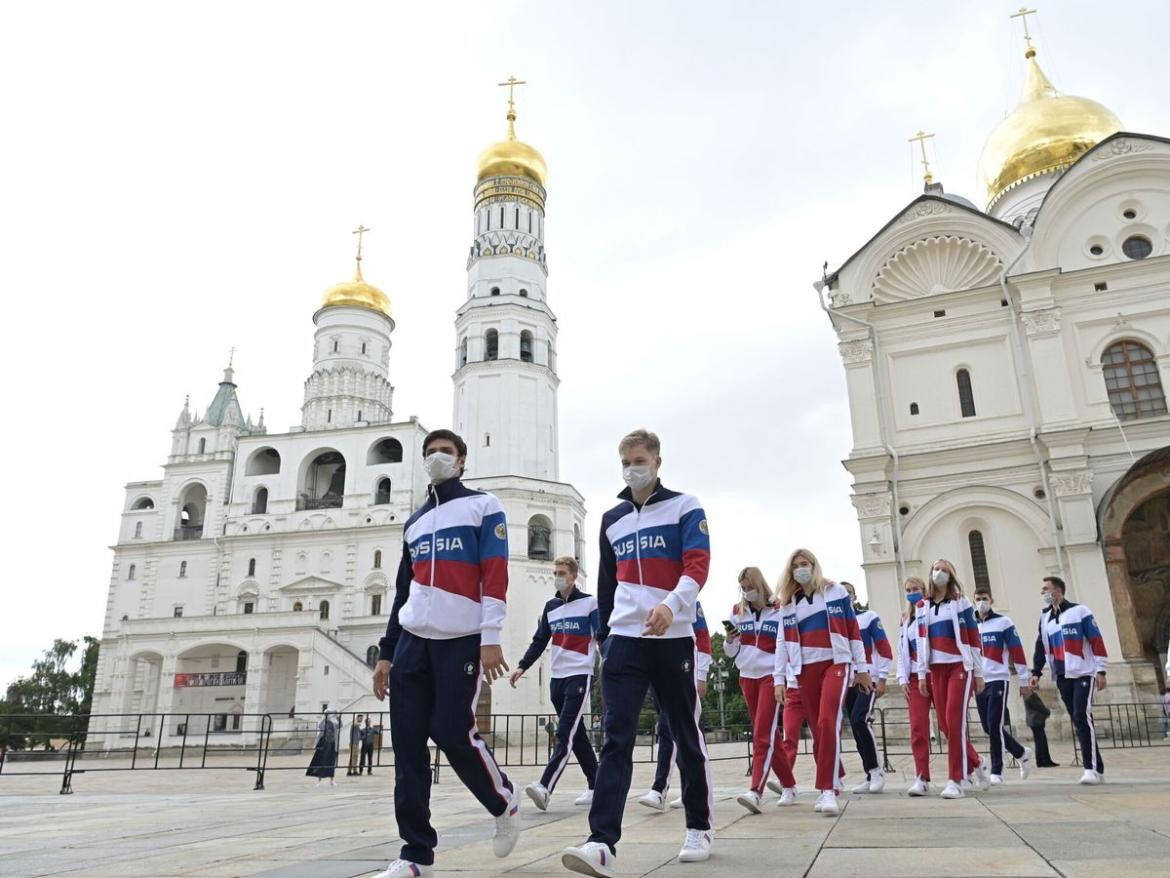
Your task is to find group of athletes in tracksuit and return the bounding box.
[368,427,1110,878]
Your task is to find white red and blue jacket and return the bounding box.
[773,582,868,687]
[379,478,508,660]
[915,596,983,677]
[723,602,783,680]
[896,615,923,684]
[598,481,710,640]
[1032,600,1107,680]
[517,587,600,679]
[977,610,1029,686]
[855,609,893,681]
[693,602,712,682]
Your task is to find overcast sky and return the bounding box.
[3,1,1169,688]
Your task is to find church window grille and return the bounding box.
[236,651,247,674]
[366,645,379,668]
[293,601,303,611]
[173,606,183,618]
[520,330,534,362]
[319,600,330,621]
[460,337,468,366]
[374,549,383,569]
[490,287,500,296]
[485,329,499,361]
[371,593,382,616]
[374,477,392,505]
[247,557,256,577]
[1102,340,1168,421]
[198,438,206,454]
[968,530,991,592]
[134,522,143,538]
[252,487,268,515]
[1122,236,1153,260]
[956,369,976,418]
[909,402,920,416]
[127,564,136,581]
[179,561,187,578]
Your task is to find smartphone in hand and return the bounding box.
[722,619,738,635]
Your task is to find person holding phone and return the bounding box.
[772,549,870,816]
[723,567,796,813]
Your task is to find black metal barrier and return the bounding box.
[1,700,1163,795]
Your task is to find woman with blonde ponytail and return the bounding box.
[772,549,870,815]
[723,567,796,813]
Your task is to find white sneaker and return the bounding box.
[492,787,521,858]
[906,778,930,797]
[735,790,762,814]
[669,797,683,809]
[1018,747,1033,781]
[561,842,615,877]
[638,790,667,812]
[868,768,886,793]
[525,782,550,812]
[989,774,1004,786]
[960,778,973,792]
[851,777,873,794]
[373,860,434,878]
[777,787,797,806]
[315,778,323,787]
[1078,769,1102,785]
[971,762,990,791]
[574,789,594,806]
[814,790,839,815]
[329,778,336,787]
[766,779,783,794]
[678,828,713,863]
[940,780,964,799]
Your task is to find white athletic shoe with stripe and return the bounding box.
[574,789,594,806]
[525,782,550,812]
[678,828,713,862]
[638,789,667,812]
[562,842,616,877]
[814,791,839,815]
[735,790,763,814]
[1078,769,1102,785]
[492,787,521,857]
[1018,747,1033,781]
[766,779,783,795]
[373,860,432,878]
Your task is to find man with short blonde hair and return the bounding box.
[618,429,660,457]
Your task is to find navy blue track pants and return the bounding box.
[540,673,598,793]
[390,631,513,866]
[1057,674,1104,774]
[844,687,880,776]
[975,679,1025,775]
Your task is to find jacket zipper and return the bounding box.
[631,487,658,587]
[429,485,441,588]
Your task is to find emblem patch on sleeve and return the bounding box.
[698,519,709,535]
[494,523,507,540]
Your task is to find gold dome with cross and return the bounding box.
[476,76,548,187]
[320,225,391,317]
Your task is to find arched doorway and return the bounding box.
[1099,445,1170,683]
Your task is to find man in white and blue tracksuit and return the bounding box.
[1030,576,1108,784]
[973,585,1033,783]
[562,430,714,877]
[371,430,520,878]
[510,555,600,810]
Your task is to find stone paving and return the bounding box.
[1,748,1169,878]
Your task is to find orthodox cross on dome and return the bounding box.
[227,346,237,368]
[352,224,370,277]
[1011,7,1039,58]
[909,130,936,187]
[498,75,527,138]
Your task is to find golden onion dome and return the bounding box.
[320,264,391,317]
[978,49,1121,209]
[476,109,547,187]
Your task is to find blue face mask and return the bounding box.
[906,592,923,605]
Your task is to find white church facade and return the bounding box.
[823,37,1170,699]
[87,95,584,747]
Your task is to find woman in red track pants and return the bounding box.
[897,576,934,796]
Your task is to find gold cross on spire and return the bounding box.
[352,224,370,277]
[498,75,526,138]
[909,130,936,186]
[1011,7,1039,58]
[228,346,237,368]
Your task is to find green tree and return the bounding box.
[0,637,100,751]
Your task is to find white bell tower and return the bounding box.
[453,79,559,480]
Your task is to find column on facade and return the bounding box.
[242,649,268,743]
[1020,302,1081,428]
[153,652,180,739]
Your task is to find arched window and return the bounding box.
[367,438,403,465]
[968,530,991,592]
[134,521,143,538]
[573,523,582,562]
[460,337,469,366]
[293,601,303,612]
[132,497,155,510]
[319,600,330,621]
[236,651,247,674]
[956,369,976,418]
[519,288,529,298]
[197,437,207,454]
[179,560,187,578]
[247,557,256,577]
[365,645,380,668]
[252,487,268,515]
[176,483,208,540]
[332,339,339,353]
[527,514,553,561]
[547,341,555,372]
[485,329,499,361]
[490,286,500,296]
[299,450,346,510]
[371,593,382,616]
[520,330,534,363]
[246,447,281,475]
[373,549,383,569]
[1102,340,1168,421]
[374,478,392,505]
[127,563,136,581]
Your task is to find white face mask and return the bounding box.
[555,575,569,592]
[975,599,991,614]
[1041,592,1054,607]
[741,589,759,604]
[424,451,458,484]
[622,465,655,491]
[931,569,950,587]
[793,567,813,586]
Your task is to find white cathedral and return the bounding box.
[88,95,584,746]
[824,32,1170,700]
